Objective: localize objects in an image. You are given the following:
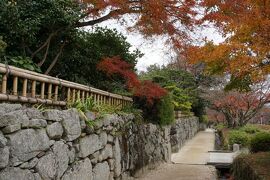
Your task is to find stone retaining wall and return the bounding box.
[170,116,199,153]
[0,104,199,180]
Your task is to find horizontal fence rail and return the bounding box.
[0,63,133,107]
[175,111,194,119]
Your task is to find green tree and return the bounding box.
[0,0,81,73]
[52,28,142,92]
[140,64,206,119]
[0,37,7,56]
[0,1,141,92]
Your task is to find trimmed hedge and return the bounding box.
[250,132,270,153]
[239,124,261,134]
[228,130,250,147]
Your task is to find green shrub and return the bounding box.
[165,85,193,113]
[93,103,122,116]
[200,115,209,124]
[215,123,225,132]
[239,124,261,134]
[157,94,175,126]
[3,56,41,72]
[228,130,250,146]
[133,93,174,126]
[250,132,270,153]
[68,97,95,113]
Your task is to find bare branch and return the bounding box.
[76,9,121,27]
[37,37,51,67]
[31,32,56,59]
[45,41,66,75]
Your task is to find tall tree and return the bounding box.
[206,82,270,128]
[0,0,81,73]
[188,0,270,85]
[77,0,201,67]
[0,0,200,74]
[79,0,198,40]
[139,64,207,118]
[52,28,141,92]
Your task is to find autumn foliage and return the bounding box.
[97,56,140,89]
[208,89,270,127]
[188,0,270,82]
[79,0,198,49]
[97,56,167,105]
[132,80,167,105]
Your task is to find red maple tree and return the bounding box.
[97,56,167,105]
[206,82,270,128]
[77,0,199,50]
[133,80,167,105]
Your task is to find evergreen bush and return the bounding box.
[157,94,175,126]
[250,132,270,153]
[228,130,250,146]
[239,124,261,134]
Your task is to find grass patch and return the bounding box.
[67,97,142,128]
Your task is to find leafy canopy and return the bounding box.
[139,64,206,116]
[97,57,167,105]
[189,0,270,85]
[52,28,142,92]
[80,0,198,42]
[209,87,270,128]
[0,0,81,73]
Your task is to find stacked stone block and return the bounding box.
[0,104,199,180]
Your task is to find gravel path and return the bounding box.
[137,129,217,180]
[138,163,217,180]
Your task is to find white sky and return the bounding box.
[87,15,225,72]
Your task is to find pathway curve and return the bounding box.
[138,129,217,180]
[171,129,215,164]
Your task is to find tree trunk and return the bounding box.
[225,116,234,128]
[45,42,65,75]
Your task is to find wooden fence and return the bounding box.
[0,63,133,107]
[175,111,194,119]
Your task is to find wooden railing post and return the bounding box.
[54,85,58,101]
[97,94,100,105]
[72,89,76,103]
[13,76,18,96]
[67,88,71,102]
[48,84,52,99]
[93,94,96,104]
[77,90,80,100]
[109,97,111,105]
[22,79,27,97]
[101,96,104,104]
[1,74,7,94]
[31,80,36,98]
[82,91,85,102]
[41,82,45,99]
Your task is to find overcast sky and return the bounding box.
[87,15,225,72]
